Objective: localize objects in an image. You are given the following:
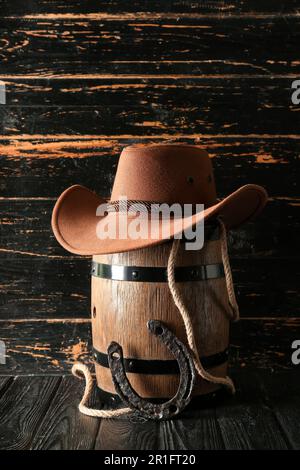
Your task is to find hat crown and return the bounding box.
[110,144,217,207]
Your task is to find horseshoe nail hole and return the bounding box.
[169,404,178,414]
[92,306,96,318]
[155,326,163,336]
[111,351,121,360]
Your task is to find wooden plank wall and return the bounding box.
[0,0,299,374]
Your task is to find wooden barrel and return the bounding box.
[91,225,230,399]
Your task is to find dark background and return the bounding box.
[0,1,299,375]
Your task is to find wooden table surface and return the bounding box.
[0,369,299,450]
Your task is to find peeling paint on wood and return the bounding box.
[1,1,299,16]
[0,319,299,375]
[0,255,298,319]
[0,138,298,198]
[0,17,299,76]
[0,1,298,375]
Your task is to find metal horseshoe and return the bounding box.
[107,320,196,420]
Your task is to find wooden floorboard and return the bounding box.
[0,376,61,450]
[257,370,300,450]
[215,371,291,450]
[156,407,224,450]
[31,376,100,450]
[0,371,298,450]
[0,376,14,400]
[95,417,157,450]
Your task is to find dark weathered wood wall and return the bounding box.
[0,0,299,374]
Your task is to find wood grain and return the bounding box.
[0,319,92,374]
[92,239,229,397]
[2,1,299,16]
[0,376,14,400]
[91,371,300,450]
[0,376,60,450]
[0,257,91,318]
[0,370,298,450]
[0,256,298,319]
[1,78,299,136]
[0,137,298,198]
[95,418,157,450]
[0,17,299,76]
[0,318,298,375]
[216,370,291,449]
[258,369,300,450]
[3,77,297,107]
[0,0,298,382]
[156,408,224,449]
[31,375,100,449]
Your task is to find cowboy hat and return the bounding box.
[52,144,268,255]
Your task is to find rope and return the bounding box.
[72,218,238,416]
[218,218,240,322]
[72,362,130,418]
[166,221,236,394]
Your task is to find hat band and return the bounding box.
[107,199,205,215]
[91,261,224,282]
[107,199,159,213]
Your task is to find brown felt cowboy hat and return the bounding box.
[52,144,268,255]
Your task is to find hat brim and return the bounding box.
[52,184,268,255]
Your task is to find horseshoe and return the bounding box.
[107,320,196,420]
